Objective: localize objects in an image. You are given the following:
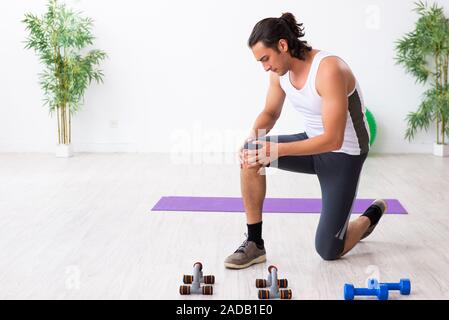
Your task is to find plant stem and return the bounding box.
[62,103,65,144]
[437,119,440,144]
[66,105,69,144]
[444,54,448,87]
[57,106,61,144]
[64,111,66,145]
[445,54,448,144]
[435,53,440,144]
[62,105,65,144]
[61,107,64,144]
[69,109,71,144]
[65,105,68,144]
[443,117,445,145]
[440,56,443,145]
[54,42,61,145]
[63,47,68,145]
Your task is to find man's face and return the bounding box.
[251,40,290,76]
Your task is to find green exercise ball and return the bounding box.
[365,108,377,146]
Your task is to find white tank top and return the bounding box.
[279,50,370,155]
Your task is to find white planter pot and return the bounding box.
[433,142,449,157]
[56,144,74,158]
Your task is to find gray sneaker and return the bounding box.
[224,238,266,269]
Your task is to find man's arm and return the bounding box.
[278,57,348,156]
[248,72,286,138]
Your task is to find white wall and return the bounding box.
[1,0,447,154]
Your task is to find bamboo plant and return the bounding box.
[23,0,106,145]
[395,1,449,144]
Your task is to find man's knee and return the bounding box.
[315,237,343,261]
[241,139,268,171]
[315,244,341,261]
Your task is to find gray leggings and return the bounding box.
[244,132,368,260]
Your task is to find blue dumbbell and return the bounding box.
[367,278,411,295]
[344,283,389,300]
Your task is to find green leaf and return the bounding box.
[396,1,449,142]
[23,0,106,115]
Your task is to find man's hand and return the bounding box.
[238,136,257,168]
[244,140,280,168]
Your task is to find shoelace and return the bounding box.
[234,233,249,253]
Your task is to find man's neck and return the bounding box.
[289,49,318,77]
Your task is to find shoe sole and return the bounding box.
[224,254,266,269]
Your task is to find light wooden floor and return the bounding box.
[0,152,448,300]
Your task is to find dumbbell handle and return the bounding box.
[381,282,401,290]
[353,287,382,297]
[382,281,410,294]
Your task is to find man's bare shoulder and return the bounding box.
[316,55,353,95]
[318,56,347,78]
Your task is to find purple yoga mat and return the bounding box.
[152,196,407,214]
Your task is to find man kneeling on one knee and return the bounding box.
[224,12,386,269]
